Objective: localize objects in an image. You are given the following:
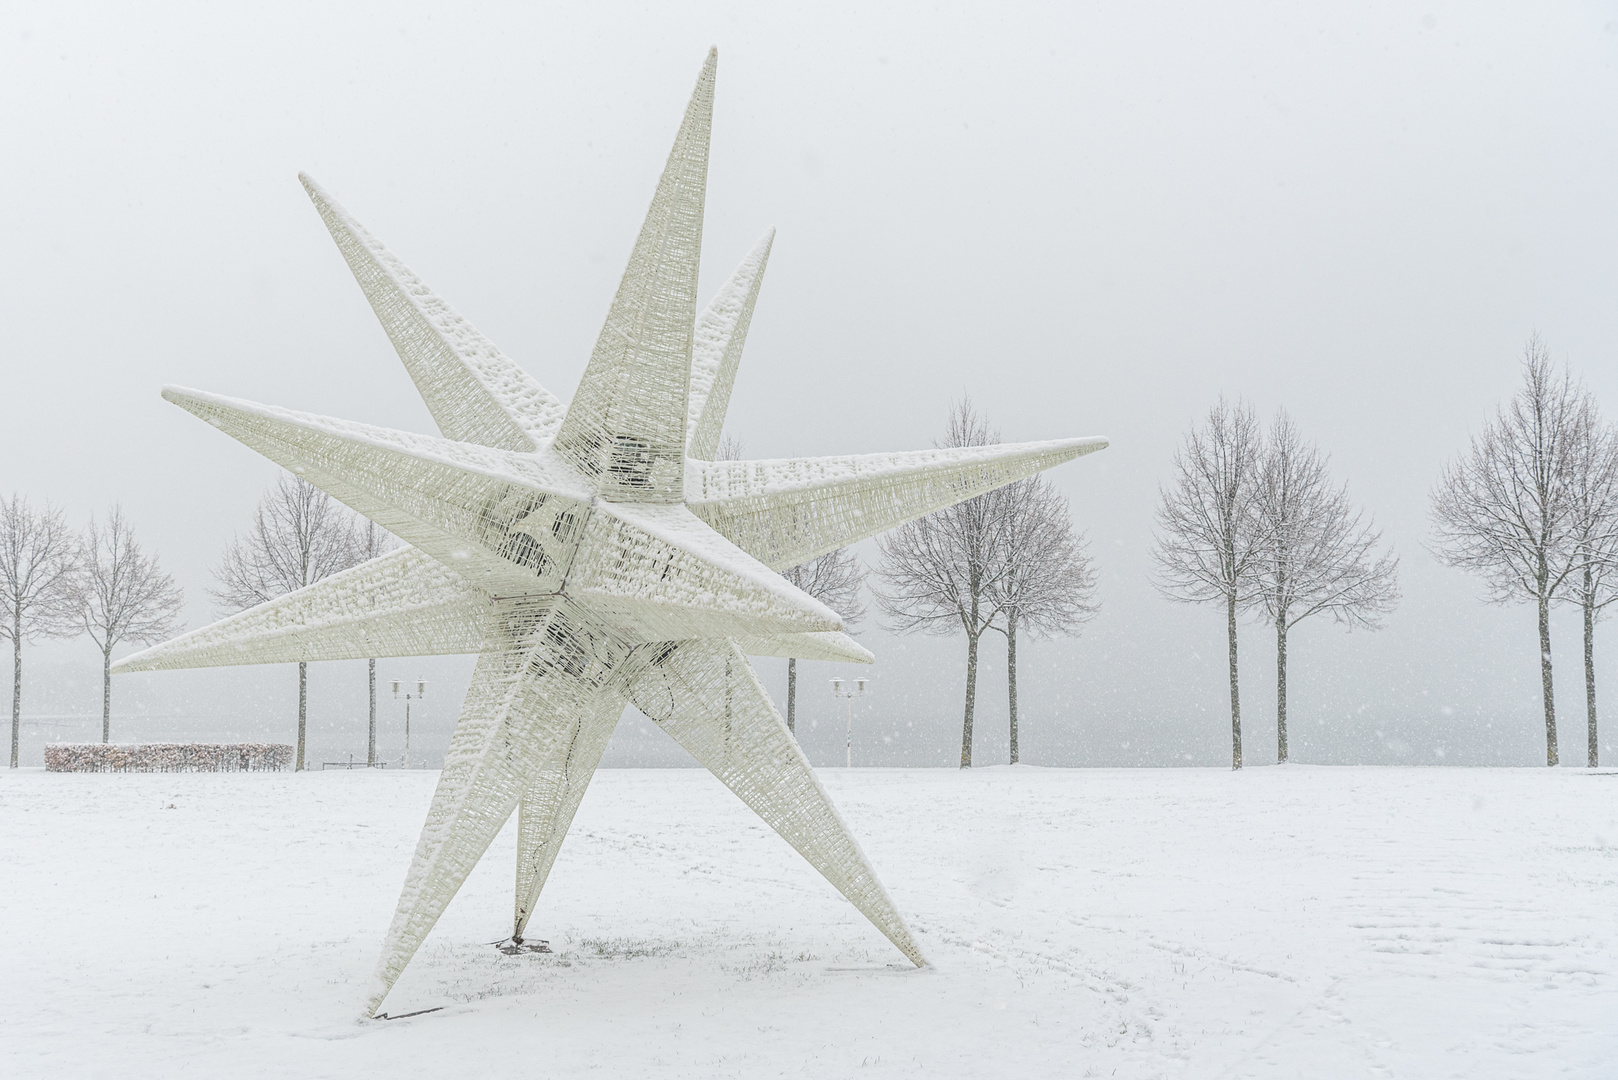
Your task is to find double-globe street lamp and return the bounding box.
[391,678,427,769]
[830,676,868,768]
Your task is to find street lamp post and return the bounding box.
[392,678,427,769]
[830,676,868,768]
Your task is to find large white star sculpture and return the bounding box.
[116,49,1107,1016]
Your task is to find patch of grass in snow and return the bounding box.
[572,936,682,960]
[722,951,789,979]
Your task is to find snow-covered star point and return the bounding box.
[116,50,1107,1016]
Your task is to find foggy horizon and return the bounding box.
[5,2,1617,769]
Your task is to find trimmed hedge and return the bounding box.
[44,743,293,773]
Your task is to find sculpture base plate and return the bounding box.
[492,937,552,955]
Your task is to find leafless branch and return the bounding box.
[783,549,867,627]
[1151,397,1264,608]
[876,399,1014,639]
[78,506,184,654]
[987,474,1098,641]
[210,474,368,614]
[1252,409,1399,634]
[0,494,81,645]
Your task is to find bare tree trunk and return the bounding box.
[368,658,377,766]
[1007,612,1019,765]
[960,632,979,769]
[10,615,19,769]
[1584,571,1598,768]
[297,660,308,772]
[786,657,797,734]
[1227,591,1242,770]
[102,646,113,744]
[1276,618,1288,763]
[1538,592,1558,766]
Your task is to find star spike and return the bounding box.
[732,630,874,665]
[686,229,774,460]
[367,602,641,1016]
[512,686,631,941]
[686,437,1110,570]
[551,49,716,502]
[300,174,565,450]
[111,548,491,671]
[570,502,845,641]
[629,640,925,965]
[160,386,592,596]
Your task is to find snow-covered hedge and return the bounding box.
[44,743,293,773]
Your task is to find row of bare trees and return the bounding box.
[0,498,184,767]
[1431,336,1618,767]
[1153,337,1618,772]
[1152,402,1400,769]
[0,475,397,772]
[29,346,1602,774]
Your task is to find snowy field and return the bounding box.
[2,765,1614,1078]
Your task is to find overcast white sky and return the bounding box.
[4,1,1617,767]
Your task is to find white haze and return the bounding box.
[3,1,1616,768]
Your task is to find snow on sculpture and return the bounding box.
[114,49,1108,1016]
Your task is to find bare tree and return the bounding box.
[1431,337,1586,766]
[351,519,398,765]
[76,507,185,744]
[212,474,362,771]
[1151,398,1264,770]
[1564,401,1618,767]
[0,496,81,767]
[1250,410,1399,762]
[877,399,1012,768]
[986,475,1098,763]
[781,550,867,733]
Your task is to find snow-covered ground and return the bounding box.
[1,765,1613,1078]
